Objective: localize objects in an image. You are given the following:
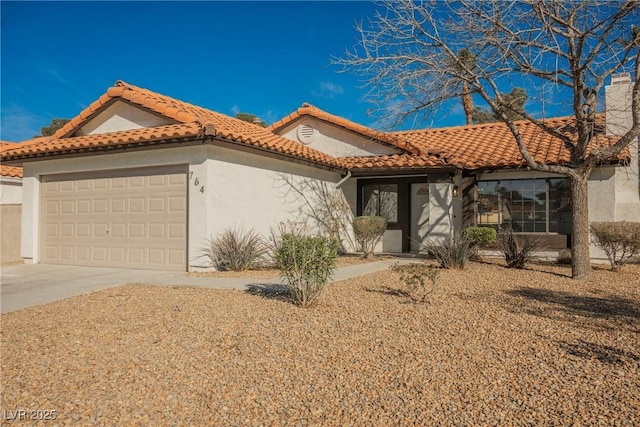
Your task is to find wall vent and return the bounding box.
[297,123,316,144]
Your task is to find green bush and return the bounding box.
[203,228,267,271]
[462,226,497,260]
[274,234,338,307]
[590,221,640,271]
[427,235,472,269]
[353,216,387,258]
[498,227,544,269]
[389,262,439,303]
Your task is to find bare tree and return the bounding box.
[335,0,640,279]
[276,174,355,253]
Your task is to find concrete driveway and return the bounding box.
[1,259,412,314]
[0,263,269,314]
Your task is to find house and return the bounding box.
[1,76,637,271]
[0,142,23,263]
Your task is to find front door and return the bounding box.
[410,183,430,251]
[410,182,453,251]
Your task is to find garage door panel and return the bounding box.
[45,201,59,215]
[130,198,145,213]
[111,198,126,213]
[60,246,74,260]
[77,247,91,261]
[41,166,187,271]
[61,200,75,214]
[93,247,108,262]
[94,199,108,214]
[78,200,91,214]
[148,248,165,264]
[148,223,165,238]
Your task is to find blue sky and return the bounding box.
[1,1,392,141]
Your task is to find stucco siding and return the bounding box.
[278,118,398,157]
[1,204,22,264]
[76,101,172,136]
[0,178,22,205]
[201,145,354,267]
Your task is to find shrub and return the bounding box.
[389,262,439,303]
[274,233,338,307]
[556,249,572,265]
[498,227,544,269]
[590,221,640,271]
[426,235,472,269]
[202,228,267,271]
[352,216,387,258]
[462,226,497,260]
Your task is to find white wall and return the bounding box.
[201,145,354,267]
[278,118,399,157]
[0,177,22,205]
[76,101,172,136]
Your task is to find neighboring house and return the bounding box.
[0,142,23,263]
[1,76,638,271]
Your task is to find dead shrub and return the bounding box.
[590,221,640,271]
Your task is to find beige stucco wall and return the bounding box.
[76,101,171,136]
[20,143,353,270]
[277,118,398,157]
[1,204,22,264]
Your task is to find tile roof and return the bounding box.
[0,81,629,173]
[1,81,343,169]
[267,103,422,155]
[0,142,23,178]
[342,154,449,170]
[390,116,629,170]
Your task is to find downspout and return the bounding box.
[335,170,352,188]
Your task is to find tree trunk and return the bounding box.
[462,81,473,125]
[569,172,592,279]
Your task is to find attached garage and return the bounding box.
[40,166,187,271]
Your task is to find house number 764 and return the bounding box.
[188,171,205,194]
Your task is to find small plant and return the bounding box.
[498,227,543,269]
[556,248,572,265]
[590,221,640,271]
[462,226,497,260]
[426,235,472,269]
[352,216,387,258]
[389,262,439,303]
[202,227,267,271]
[273,233,338,307]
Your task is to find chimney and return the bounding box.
[252,117,262,126]
[605,72,633,136]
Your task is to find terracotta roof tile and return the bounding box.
[268,103,422,155]
[0,165,23,178]
[1,81,629,173]
[2,81,344,170]
[391,117,628,169]
[0,142,23,178]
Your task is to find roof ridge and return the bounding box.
[268,104,422,155]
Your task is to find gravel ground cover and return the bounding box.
[1,260,639,425]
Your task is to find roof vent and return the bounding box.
[301,102,312,108]
[297,123,316,144]
[611,73,631,85]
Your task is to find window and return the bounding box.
[477,178,570,233]
[362,183,398,222]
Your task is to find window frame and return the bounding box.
[476,178,570,234]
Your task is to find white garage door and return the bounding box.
[41,166,187,271]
